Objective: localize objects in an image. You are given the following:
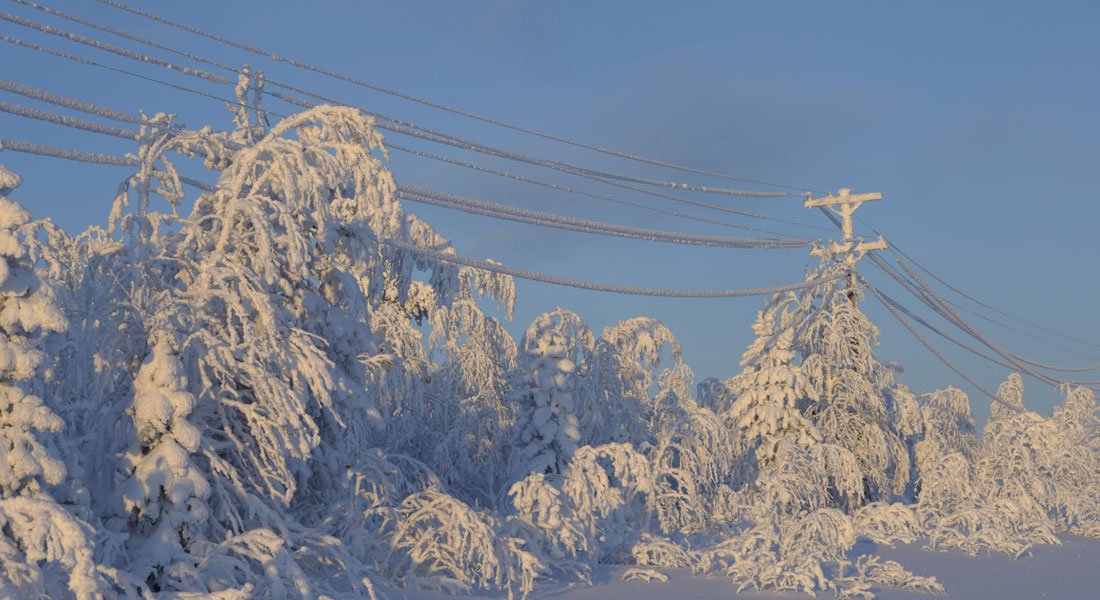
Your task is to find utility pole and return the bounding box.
[804,188,887,305]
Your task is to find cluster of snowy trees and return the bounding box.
[1,88,1098,599]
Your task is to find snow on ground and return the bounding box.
[406,535,1100,600]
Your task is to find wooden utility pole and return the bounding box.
[804,188,887,305]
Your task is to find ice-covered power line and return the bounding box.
[0,137,214,191]
[0,71,805,241]
[869,254,1099,391]
[890,243,1100,351]
[0,100,137,140]
[0,11,233,85]
[0,136,133,166]
[0,138,833,299]
[855,213,1100,352]
[386,141,799,237]
[942,297,1100,363]
[871,281,1034,376]
[867,253,1062,387]
[3,8,791,199]
[396,185,809,249]
[0,77,141,125]
[0,34,252,116]
[0,16,833,237]
[0,84,812,251]
[92,0,816,193]
[813,205,1097,382]
[0,20,829,240]
[0,30,830,236]
[889,255,1100,377]
[384,238,840,298]
[865,282,1012,408]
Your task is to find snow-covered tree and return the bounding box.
[727,294,821,466]
[578,317,683,446]
[0,162,113,599]
[113,333,209,592]
[509,308,590,478]
[647,400,746,535]
[913,386,978,477]
[974,375,1100,539]
[426,297,518,504]
[792,264,911,504]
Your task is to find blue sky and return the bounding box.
[2,1,1098,424]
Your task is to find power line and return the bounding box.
[0,77,142,124]
[872,281,1036,376]
[865,282,1013,409]
[92,0,817,194]
[384,238,840,298]
[0,20,838,240]
[817,205,1098,382]
[868,253,1099,390]
[0,137,214,191]
[890,242,1100,351]
[0,10,232,85]
[940,296,1100,363]
[0,137,835,299]
[856,213,1100,352]
[0,117,803,251]
[890,254,1100,377]
[0,100,136,140]
[0,34,252,116]
[385,141,795,237]
[2,8,792,199]
[13,0,839,234]
[0,71,807,240]
[0,34,831,236]
[395,185,809,249]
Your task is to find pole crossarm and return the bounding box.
[809,238,888,260]
[805,188,884,242]
[803,189,883,208]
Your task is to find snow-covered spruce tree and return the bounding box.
[0,162,114,598]
[509,308,591,478]
[727,293,821,466]
[792,262,911,505]
[113,333,209,592]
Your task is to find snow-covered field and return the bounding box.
[410,536,1100,600]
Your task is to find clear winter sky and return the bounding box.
[2,1,1098,425]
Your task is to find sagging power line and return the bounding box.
[90,0,816,193]
[0,8,793,199]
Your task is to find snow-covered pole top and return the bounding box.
[804,188,882,242]
[807,188,888,305]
